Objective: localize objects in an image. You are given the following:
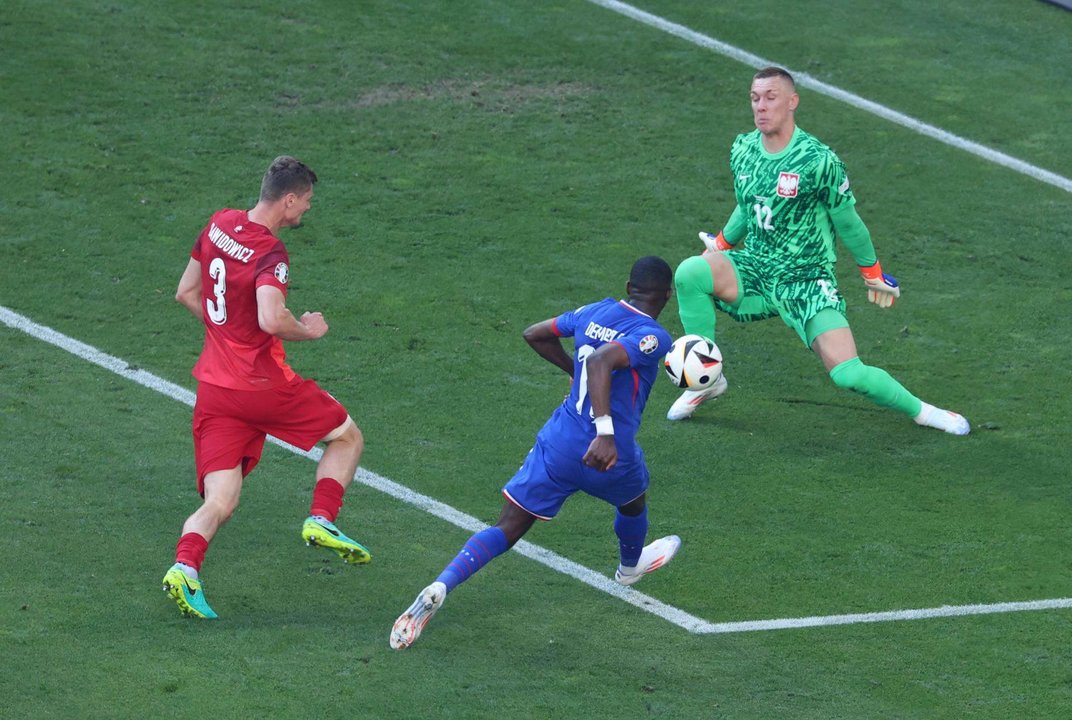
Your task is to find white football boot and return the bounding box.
[914,402,970,436]
[666,373,728,421]
[390,581,447,650]
[615,535,682,586]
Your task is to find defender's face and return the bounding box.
[282,188,314,227]
[750,76,798,136]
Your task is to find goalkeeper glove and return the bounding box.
[859,262,900,308]
[699,231,734,253]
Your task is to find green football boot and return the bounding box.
[302,516,371,564]
[162,564,218,619]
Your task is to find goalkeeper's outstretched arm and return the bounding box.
[830,203,900,308]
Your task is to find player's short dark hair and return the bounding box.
[753,66,796,90]
[260,156,318,202]
[629,256,673,294]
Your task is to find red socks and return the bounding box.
[175,479,346,572]
[310,477,345,522]
[175,532,209,571]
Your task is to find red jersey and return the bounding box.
[190,208,299,390]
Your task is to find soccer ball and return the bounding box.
[663,334,722,390]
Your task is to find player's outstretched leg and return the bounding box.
[162,563,218,619]
[390,581,448,650]
[670,253,725,422]
[302,515,372,564]
[914,402,970,436]
[615,535,682,586]
[667,374,728,421]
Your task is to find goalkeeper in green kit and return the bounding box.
[670,66,969,435]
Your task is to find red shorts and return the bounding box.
[192,378,349,494]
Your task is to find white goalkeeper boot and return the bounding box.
[615,535,682,586]
[667,374,728,421]
[914,402,970,436]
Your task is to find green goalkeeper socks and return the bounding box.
[674,255,718,338]
[829,357,923,417]
[675,254,926,420]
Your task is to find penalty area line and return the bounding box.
[701,597,1072,634]
[4,303,1071,635]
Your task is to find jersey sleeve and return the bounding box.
[254,244,290,292]
[816,150,855,213]
[724,134,752,244]
[817,149,879,266]
[613,324,672,371]
[190,222,211,261]
[553,303,590,338]
[830,203,878,267]
[721,205,747,245]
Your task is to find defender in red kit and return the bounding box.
[163,156,370,619]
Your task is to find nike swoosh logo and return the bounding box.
[181,576,198,597]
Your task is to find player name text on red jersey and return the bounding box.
[208,223,255,263]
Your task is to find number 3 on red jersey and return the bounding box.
[206,257,228,325]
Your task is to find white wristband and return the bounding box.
[594,415,614,436]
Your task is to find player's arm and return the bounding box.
[523,319,573,376]
[175,258,204,321]
[700,205,746,254]
[722,204,747,245]
[581,341,631,472]
[256,285,328,341]
[829,204,901,309]
[823,155,900,308]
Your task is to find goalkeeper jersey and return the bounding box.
[728,126,856,271]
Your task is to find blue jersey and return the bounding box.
[536,298,671,464]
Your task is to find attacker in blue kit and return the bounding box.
[390,256,682,650]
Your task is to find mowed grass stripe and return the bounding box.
[585,0,1072,193]
[6,303,1071,634]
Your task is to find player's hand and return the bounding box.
[699,231,733,255]
[582,435,618,472]
[300,311,329,338]
[859,262,900,308]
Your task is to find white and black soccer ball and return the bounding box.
[663,334,722,390]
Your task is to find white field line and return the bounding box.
[4,303,1071,634]
[0,305,709,633]
[586,0,1072,194]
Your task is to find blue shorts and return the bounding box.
[502,439,650,520]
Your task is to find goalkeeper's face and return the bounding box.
[750,76,798,137]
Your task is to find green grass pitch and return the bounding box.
[2,1,1071,717]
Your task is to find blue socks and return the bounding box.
[432,510,648,592]
[435,526,510,592]
[614,507,648,568]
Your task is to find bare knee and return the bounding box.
[196,467,243,527]
[327,421,363,458]
[494,503,537,547]
[205,494,239,524]
[618,494,646,517]
[324,416,362,445]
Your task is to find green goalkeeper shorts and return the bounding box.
[715,250,848,346]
